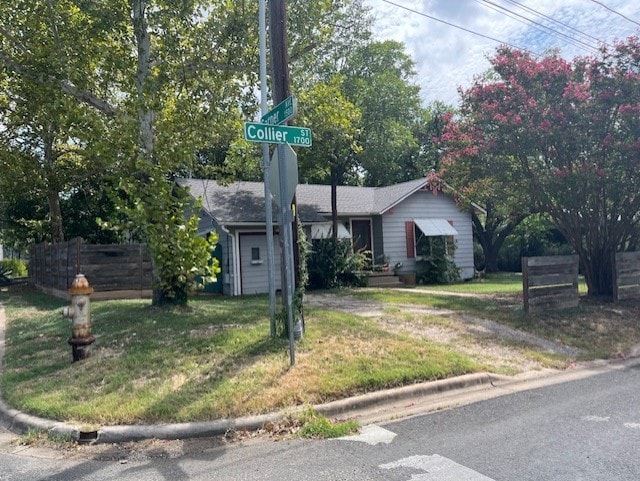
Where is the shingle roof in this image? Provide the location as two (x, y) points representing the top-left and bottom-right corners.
(179, 177), (432, 225)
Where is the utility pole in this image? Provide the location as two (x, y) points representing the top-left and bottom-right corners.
(269, 0), (291, 105)
(270, 0), (297, 365)
(259, 0), (277, 337)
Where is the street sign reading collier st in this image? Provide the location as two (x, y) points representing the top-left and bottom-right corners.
(244, 122), (312, 147)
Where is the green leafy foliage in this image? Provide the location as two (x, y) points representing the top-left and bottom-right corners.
(497, 214), (573, 272)
(0, 259), (28, 278)
(416, 237), (460, 285)
(341, 40), (424, 186)
(307, 238), (367, 290)
(110, 182), (220, 306)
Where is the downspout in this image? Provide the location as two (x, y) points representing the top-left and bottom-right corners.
(218, 223), (240, 296)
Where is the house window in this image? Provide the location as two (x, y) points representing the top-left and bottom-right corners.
(415, 232), (454, 257)
(251, 247), (262, 265)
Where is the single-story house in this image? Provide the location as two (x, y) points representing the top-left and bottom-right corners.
(180, 177), (476, 295)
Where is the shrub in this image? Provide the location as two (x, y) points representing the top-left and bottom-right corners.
(416, 237), (460, 285)
(307, 237), (367, 290)
(0, 258), (28, 278)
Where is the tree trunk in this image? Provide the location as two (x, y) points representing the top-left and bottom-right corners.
(579, 249), (613, 298)
(43, 132), (64, 243)
(133, 0), (168, 306)
(46, 190), (64, 243)
(472, 211), (521, 273)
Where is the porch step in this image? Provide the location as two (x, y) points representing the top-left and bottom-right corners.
(365, 271), (404, 288)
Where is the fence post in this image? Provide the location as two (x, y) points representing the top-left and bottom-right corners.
(612, 250), (619, 303)
(522, 256), (529, 314)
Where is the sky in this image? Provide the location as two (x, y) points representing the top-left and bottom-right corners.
(362, 0), (640, 106)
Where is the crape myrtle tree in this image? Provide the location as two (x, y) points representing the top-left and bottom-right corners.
(441, 39), (640, 296)
(439, 113), (533, 273)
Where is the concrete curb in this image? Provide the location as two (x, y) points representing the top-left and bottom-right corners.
(2, 303), (640, 444)
(314, 372), (506, 419)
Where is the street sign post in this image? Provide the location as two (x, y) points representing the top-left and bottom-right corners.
(244, 122), (312, 147)
(243, 91), (310, 366)
(261, 95), (297, 125)
(269, 144), (298, 208)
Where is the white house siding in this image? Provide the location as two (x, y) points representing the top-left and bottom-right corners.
(381, 190), (474, 280)
(239, 233), (282, 295)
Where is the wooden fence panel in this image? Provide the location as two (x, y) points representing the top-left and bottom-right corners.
(613, 251), (640, 302)
(522, 255), (579, 314)
(29, 238), (152, 299)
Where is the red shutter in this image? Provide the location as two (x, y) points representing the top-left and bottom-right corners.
(405, 221), (415, 258)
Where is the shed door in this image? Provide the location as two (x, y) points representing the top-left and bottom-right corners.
(239, 233), (281, 295)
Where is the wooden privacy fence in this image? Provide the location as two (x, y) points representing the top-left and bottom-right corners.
(613, 251), (640, 302)
(29, 237), (153, 299)
(522, 255), (579, 314)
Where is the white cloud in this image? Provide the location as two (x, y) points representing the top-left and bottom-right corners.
(363, 0), (640, 106)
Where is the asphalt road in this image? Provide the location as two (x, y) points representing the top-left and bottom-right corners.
(2, 361), (639, 480)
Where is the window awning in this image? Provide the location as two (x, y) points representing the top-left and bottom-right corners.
(310, 222), (351, 240)
(414, 218), (458, 237)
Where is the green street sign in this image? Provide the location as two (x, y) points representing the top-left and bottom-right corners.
(244, 122), (312, 147)
(261, 96), (297, 125)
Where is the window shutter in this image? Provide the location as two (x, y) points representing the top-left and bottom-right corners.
(405, 221), (415, 258)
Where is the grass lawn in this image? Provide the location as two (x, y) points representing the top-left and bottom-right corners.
(1, 273), (638, 427)
(0, 285), (484, 426)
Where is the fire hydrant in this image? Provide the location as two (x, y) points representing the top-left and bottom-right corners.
(62, 274), (96, 362)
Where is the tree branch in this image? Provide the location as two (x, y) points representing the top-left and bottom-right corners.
(0, 51), (119, 118)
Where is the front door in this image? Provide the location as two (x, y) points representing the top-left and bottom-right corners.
(351, 219), (372, 257)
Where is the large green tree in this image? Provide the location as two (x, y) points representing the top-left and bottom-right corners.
(442, 40), (640, 296)
(341, 40), (424, 186)
(297, 76), (361, 238)
(0, 0), (256, 305)
(0, 1), (115, 244)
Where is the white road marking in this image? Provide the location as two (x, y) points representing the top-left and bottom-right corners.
(581, 415), (610, 422)
(337, 425), (397, 445)
(624, 422), (640, 429)
(379, 454), (496, 480)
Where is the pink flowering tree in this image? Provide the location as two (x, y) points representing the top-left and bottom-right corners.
(441, 39), (640, 296)
(438, 106), (534, 273)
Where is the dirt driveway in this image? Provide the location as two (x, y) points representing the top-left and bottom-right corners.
(305, 290), (580, 374)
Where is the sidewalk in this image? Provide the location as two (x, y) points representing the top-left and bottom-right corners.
(2, 304), (639, 445)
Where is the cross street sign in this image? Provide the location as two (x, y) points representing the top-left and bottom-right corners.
(261, 96), (297, 125)
(244, 122), (312, 147)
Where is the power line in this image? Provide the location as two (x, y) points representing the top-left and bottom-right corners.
(379, 0), (541, 57)
(503, 0), (609, 49)
(478, 0), (600, 54)
(590, 0), (640, 28)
